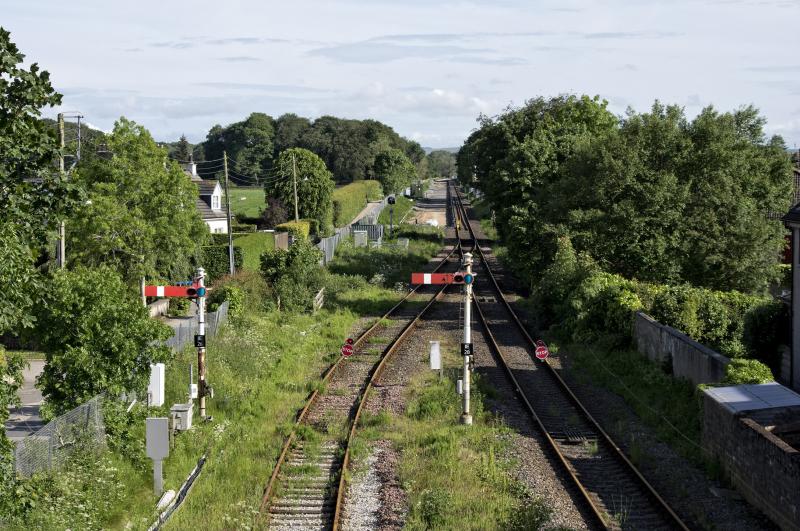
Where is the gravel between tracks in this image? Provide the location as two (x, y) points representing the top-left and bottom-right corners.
(342, 246), (594, 529)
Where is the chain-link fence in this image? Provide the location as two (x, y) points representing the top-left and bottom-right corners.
(163, 301), (229, 351)
(14, 395), (105, 477)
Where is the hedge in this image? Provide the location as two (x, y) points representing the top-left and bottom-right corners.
(231, 223), (257, 233)
(535, 236), (787, 370)
(275, 220), (312, 239)
(332, 180), (383, 227)
(201, 245), (244, 282)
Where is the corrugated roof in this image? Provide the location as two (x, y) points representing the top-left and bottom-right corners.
(703, 382), (800, 414)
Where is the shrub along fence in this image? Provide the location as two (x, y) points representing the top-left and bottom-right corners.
(535, 236), (786, 382)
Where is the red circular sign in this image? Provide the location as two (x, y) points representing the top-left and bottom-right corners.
(535, 343), (549, 360)
(346, 337), (354, 345)
(341, 344), (354, 357)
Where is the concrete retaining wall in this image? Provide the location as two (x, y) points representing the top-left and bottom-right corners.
(147, 299), (170, 318)
(634, 311), (730, 385)
(703, 396), (800, 530)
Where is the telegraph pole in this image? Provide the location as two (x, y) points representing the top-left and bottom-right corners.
(461, 252), (474, 425)
(223, 151), (235, 275)
(57, 113), (66, 268)
(292, 152), (300, 222)
(197, 267), (208, 418)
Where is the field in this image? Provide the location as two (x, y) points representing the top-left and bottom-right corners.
(228, 186), (264, 218)
(333, 180), (383, 227)
(233, 232), (275, 271)
(378, 195), (413, 225)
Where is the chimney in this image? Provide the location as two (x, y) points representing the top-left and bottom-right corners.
(182, 155), (197, 177)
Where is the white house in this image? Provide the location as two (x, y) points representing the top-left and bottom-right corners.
(184, 161), (228, 234)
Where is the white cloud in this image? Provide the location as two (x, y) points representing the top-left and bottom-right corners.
(2, 0), (798, 148)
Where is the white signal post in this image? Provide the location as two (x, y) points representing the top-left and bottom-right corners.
(197, 267), (207, 418)
(461, 252), (474, 426)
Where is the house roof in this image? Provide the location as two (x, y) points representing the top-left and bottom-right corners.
(197, 180), (219, 196)
(783, 201), (800, 225)
(196, 197), (228, 220)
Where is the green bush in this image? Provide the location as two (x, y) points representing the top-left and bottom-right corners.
(210, 233), (230, 245)
(168, 297), (190, 317)
(209, 270), (271, 312)
(32, 266), (172, 416)
(231, 223), (256, 233)
(722, 358), (774, 385)
(208, 284), (245, 319)
(260, 238), (324, 311)
(743, 300), (790, 370)
(570, 271), (642, 346)
(275, 220), (311, 239)
(200, 245), (244, 282)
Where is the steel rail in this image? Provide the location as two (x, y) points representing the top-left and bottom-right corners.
(452, 186), (690, 531)
(331, 195), (476, 530)
(261, 203), (471, 528)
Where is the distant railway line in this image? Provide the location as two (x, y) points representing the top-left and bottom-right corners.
(452, 186), (689, 530)
(260, 191), (475, 530)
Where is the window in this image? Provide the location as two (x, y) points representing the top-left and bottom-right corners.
(215, 227), (223, 233)
(212, 194), (220, 210)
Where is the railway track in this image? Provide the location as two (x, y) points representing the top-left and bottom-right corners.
(452, 187), (690, 530)
(260, 201), (474, 530)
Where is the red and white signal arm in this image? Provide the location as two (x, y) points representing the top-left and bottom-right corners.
(144, 284), (206, 298)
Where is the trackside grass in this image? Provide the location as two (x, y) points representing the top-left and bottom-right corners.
(350, 347), (556, 530)
(378, 195), (413, 225)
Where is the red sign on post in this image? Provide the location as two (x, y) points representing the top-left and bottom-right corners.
(535, 340), (550, 360)
(341, 343), (354, 357)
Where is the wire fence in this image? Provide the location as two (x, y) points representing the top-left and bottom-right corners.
(14, 396), (105, 478)
(163, 301), (229, 351)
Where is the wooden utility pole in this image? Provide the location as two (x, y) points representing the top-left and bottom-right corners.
(223, 151), (235, 275)
(57, 113), (66, 268)
(292, 152), (300, 222)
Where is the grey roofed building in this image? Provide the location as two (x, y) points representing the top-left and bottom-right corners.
(183, 161), (229, 233)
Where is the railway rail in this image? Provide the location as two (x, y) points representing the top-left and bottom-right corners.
(260, 199), (475, 530)
(452, 186), (690, 530)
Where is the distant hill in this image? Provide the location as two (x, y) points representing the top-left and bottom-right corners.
(423, 146), (459, 154)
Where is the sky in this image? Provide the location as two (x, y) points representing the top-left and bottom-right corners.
(3, 0), (799, 149)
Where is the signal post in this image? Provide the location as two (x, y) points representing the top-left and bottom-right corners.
(411, 261), (475, 425)
(460, 253), (474, 425)
(144, 267), (210, 418)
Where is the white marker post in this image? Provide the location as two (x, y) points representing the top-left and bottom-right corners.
(146, 417), (170, 496)
(429, 341), (442, 379)
(461, 252), (474, 425)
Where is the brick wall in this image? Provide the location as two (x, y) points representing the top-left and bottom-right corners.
(703, 396), (800, 530)
(634, 312), (730, 385)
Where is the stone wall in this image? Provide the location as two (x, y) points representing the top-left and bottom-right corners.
(702, 395), (800, 530)
(633, 312), (730, 385)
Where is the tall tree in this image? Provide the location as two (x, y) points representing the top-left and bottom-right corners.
(173, 134), (192, 161)
(267, 148), (335, 233)
(0, 25), (75, 466)
(67, 118), (208, 284)
(374, 148), (417, 194)
(427, 150), (457, 179)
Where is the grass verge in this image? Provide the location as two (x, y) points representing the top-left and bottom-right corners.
(378, 195), (413, 225)
(333, 180), (383, 227)
(350, 346), (556, 530)
(233, 232), (275, 271)
(228, 186), (265, 218)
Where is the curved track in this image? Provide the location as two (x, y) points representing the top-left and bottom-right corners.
(261, 196), (475, 530)
(452, 186), (690, 530)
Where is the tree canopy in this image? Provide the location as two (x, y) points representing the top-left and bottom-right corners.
(461, 95), (792, 293)
(67, 118), (208, 284)
(374, 148), (417, 194)
(34, 266), (172, 416)
(199, 113), (422, 184)
(266, 148), (335, 233)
